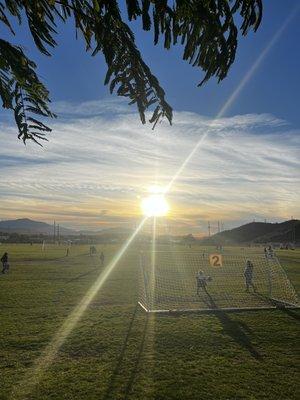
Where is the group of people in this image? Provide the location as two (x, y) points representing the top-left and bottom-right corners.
(196, 259), (256, 295)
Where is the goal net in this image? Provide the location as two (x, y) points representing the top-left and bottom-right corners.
(138, 251), (299, 313)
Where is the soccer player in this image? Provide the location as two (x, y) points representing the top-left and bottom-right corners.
(100, 251), (105, 266)
(196, 270), (211, 295)
(244, 260), (256, 292)
(267, 245), (274, 259)
(90, 246), (97, 256)
(1, 252), (9, 274)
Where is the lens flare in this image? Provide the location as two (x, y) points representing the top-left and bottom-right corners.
(150, 217), (157, 310)
(11, 217), (148, 400)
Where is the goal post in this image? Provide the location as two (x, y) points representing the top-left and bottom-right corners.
(138, 251), (299, 313)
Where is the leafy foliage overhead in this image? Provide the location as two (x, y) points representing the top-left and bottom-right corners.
(0, 0), (263, 144)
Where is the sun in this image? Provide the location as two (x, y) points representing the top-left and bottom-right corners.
(141, 193), (169, 217)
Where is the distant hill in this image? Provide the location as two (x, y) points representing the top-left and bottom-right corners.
(0, 218), (136, 238)
(1, 218), (299, 244)
(0, 218), (76, 235)
(201, 219), (299, 245)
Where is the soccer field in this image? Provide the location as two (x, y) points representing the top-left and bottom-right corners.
(0, 243), (299, 400)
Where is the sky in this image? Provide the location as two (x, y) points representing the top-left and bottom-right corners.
(0, 1), (300, 235)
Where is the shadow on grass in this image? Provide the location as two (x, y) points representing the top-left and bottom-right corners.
(23, 256), (69, 263)
(103, 304), (149, 400)
(65, 267), (99, 283)
(278, 307), (300, 321)
(123, 314), (149, 400)
(205, 292), (263, 360)
(251, 292), (300, 321)
(277, 307), (300, 321)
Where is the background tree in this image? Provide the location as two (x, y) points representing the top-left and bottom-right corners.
(0, 0), (262, 144)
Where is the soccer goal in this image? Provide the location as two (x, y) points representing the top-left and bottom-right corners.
(138, 251), (299, 313)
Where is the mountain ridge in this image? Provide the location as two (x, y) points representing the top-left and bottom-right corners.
(201, 219), (299, 245)
(0, 218), (76, 235)
(0, 218), (299, 243)
(0, 218), (133, 236)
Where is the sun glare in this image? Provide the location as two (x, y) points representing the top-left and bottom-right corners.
(141, 193), (169, 217)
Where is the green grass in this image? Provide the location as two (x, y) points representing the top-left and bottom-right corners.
(0, 243), (299, 400)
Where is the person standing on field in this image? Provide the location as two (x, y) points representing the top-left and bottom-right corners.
(1, 252), (9, 274)
(196, 270), (211, 295)
(244, 260), (256, 292)
(100, 251), (105, 267)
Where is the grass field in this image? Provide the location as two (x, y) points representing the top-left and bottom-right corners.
(0, 243), (299, 400)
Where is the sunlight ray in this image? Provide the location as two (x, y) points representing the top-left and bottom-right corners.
(164, 5), (299, 194)
(11, 217), (148, 400)
(142, 217), (157, 388)
(151, 217), (157, 310)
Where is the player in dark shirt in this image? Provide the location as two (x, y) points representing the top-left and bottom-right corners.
(1, 252), (9, 274)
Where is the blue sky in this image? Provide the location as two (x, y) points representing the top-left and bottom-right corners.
(0, 1), (299, 233)
(2, 1), (299, 124)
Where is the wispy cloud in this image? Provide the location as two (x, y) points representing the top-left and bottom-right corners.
(0, 99), (299, 233)
(52, 98), (134, 118)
